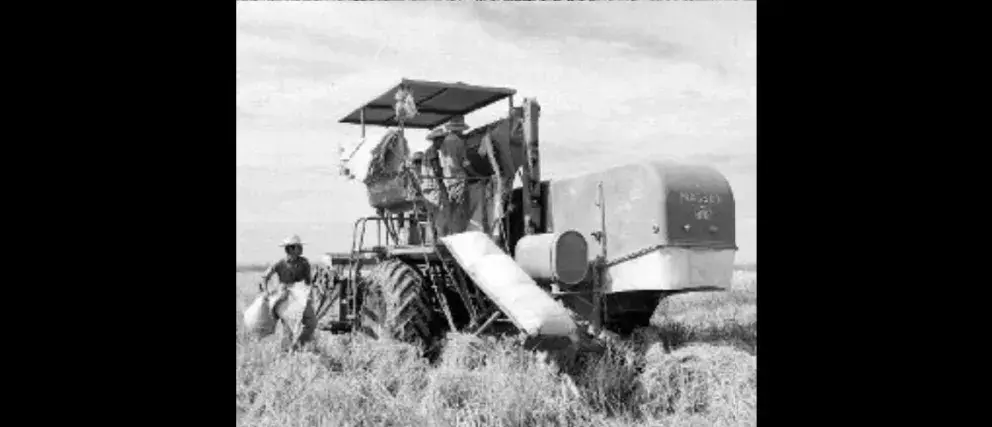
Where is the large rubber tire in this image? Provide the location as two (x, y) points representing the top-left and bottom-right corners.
(606, 311), (656, 336)
(602, 291), (667, 335)
(358, 258), (435, 347)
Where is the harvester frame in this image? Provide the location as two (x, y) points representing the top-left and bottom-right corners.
(319, 78), (738, 353)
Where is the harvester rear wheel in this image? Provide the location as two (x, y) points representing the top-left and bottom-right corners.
(606, 311), (655, 336)
(358, 258), (435, 349)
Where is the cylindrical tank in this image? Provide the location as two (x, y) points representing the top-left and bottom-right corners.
(514, 230), (589, 286)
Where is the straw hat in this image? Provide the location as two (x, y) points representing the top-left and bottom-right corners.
(444, 115), (469, 132)
(425, 127), (446, 141)
(279, 235), (305, 247)
(425, 115), (470, 141)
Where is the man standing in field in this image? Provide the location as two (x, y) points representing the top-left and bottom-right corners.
(256, 234), (317, 350)
(258, 234), (312, 292)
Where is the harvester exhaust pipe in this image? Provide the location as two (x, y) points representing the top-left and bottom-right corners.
(522, 98), (541, 235)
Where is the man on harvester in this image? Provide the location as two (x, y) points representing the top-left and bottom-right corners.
(420, 115), (480, 237)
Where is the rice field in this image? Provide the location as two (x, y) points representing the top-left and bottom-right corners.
(236, 267), (757, 427)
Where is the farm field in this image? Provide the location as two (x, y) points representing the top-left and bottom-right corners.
(236, 267), (757, 427)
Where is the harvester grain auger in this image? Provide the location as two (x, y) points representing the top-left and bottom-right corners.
(315, 79), (737, 356)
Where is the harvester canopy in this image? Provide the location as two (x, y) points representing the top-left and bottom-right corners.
(339, 79), (516, 129)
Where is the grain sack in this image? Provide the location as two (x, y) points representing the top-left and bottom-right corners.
(243, 293), (277, 338)
(364, 129), (411, 186)
(394, 86), (418, 122)
(274, 283), (318, 349)
(363, 130), (417, 210)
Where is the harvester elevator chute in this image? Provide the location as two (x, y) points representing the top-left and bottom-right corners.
(440, 231), (578, 341)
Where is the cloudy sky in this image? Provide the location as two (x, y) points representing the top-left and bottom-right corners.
(236, 2), (757, 264)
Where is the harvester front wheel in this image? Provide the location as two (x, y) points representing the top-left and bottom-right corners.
(358, 258), (435, 349)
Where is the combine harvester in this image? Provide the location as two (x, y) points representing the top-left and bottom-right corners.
(309, 79), (737, 354)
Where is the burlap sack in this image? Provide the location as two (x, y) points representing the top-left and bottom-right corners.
(243, 293), (277, 338)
